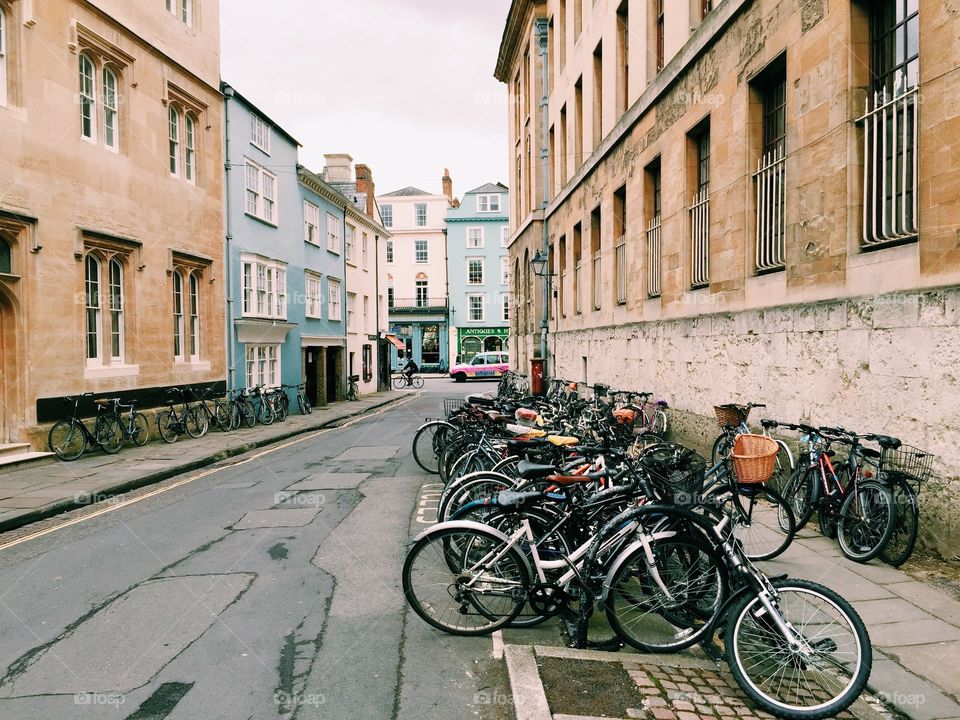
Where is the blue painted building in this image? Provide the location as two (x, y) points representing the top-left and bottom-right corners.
(446, 183), (510, 364)
(222, 83), (348, 405)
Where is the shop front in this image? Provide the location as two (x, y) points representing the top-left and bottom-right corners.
(456, 327), (509, 365)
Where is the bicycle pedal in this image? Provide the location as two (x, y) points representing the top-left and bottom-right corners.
(700, 638), (725, 662)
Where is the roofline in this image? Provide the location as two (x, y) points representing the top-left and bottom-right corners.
(221, 81), (302, 147)
(494, 0), (546, 82)
(299, 166), (391, 237)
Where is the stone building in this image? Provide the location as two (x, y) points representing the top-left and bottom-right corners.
(495, 0), (960, 555)
(0, 0), (225, 452)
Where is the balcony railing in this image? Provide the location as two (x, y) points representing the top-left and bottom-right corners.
(647, 215), (661, 298)
(754, 145), (786, 272)
(689, 187), (710, 288)
(389, 297), (449, 312)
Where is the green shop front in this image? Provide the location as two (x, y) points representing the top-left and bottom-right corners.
(456, 327), (509, 364)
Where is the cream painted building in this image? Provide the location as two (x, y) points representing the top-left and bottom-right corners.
(496, 0), (960, 555)
(0, 0), (224, 450)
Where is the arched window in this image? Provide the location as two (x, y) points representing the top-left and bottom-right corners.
(168, 106), (180, 176)
(0, 6), (8, 107)
(184, 114), (196, 183)
(484, 336), (503, 353)
(79, 54), (96, 140)
(85, 255), (101, 362)
(461, 337), (481, 363)
(188, 272), (200, 359)
(108, 258), (124, 362)
(0, 236), (11, 274)
(172, 271), (184, 359)
(103, 67), (119, 150)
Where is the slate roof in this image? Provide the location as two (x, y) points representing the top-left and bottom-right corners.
(379, 186), (433, 197)
(464, 182), (509, 195)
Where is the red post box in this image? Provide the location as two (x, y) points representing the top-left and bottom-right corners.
(530, 358), (545, 396)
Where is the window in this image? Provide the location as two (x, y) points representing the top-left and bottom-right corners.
(689, 124), (711, 288)
(345, 224), (355, 263)
(558, 0), (567, 69)
(574, 77), (584, 167)
(386, 239), (394, 263)
(304, 201), (320, 244)
(415, 239), (428, 263)
(103, 68), (119, 150)
(415, 203), (427, 227)
(362, 344), (373, 382)
(501, 293), (510, 322)
(328, 278), (341, 320)
(184, 114), (196, 182)
(0, 237), (10, 274)
(573, 222), (582, 313)
(85, 255), (102, 363)
(593, 42), (603, 149)
(558, 234), (567, 317)
(109, 258), (124, 361)
(501, 226), (510, 247)
(559, 104), (568, 186)
(500, 256), (509, 285)
(363, 295), (370, 331)
(754, 62), (787, 272)
(167, 0), (193, 25)
(347, 292), (357, 330)
(467, 227), (484, 248)
(362, 232), (369, 268)
(80, 54), (97, 141)
(574, 0), (582, 38)
(655, 0), (665, 72)
(326, 213), (341, 252)
(467, 258), (484, 285)
(616, 1), (629, 116)
(188, 273), (200, 359)
(591, 206), (602, 310)
(614, 185), (627, 305)
(468, 294), (485, 322)
(172, 270), (184, 360)
(646, 159), (662, 297)
(477, 195), (501, 213)
(243, 160), (277, 223)
(700, 0), (713, 20)
(168, 106), (181, 175)
(250, 114), (271, 154)
(306, 273), (323, 318)
(0, 6), (7, 107)
(381, 204), (393, 227)
(415, 279), (428, 307)
(245, 345), (280, 388)
(240, 256), (287, 319)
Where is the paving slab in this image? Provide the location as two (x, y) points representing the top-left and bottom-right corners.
(284, 472), (370, 490)
(884, 641), (960, 696)
(870, 618), (960, 647)
(883, 581), (960, 627)
(868, 651), (960, 720)
(332, 445), (400, 461)
(853, 598), (936, 626)
(233, 508), (321, 529)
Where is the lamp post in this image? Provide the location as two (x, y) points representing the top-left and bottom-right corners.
(530, 248), (555, 379)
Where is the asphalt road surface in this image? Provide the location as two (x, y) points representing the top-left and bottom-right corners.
(0, 379), (509, 720)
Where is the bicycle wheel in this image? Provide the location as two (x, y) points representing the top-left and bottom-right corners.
(727, 484), (796, 561)
(402, 525), (529, 635)
(837, 480), (895, 563)
(438, 473), (515, 522)
(185, 406), (209, 438)
(257, 399), (274, 425)
(97, 416), (125, 454)
(392, 376), (406, 390)
(48, 419), (87, 461)
(781, 466), (816, 530)
(879, 476), (919, 567)
(412, 420), (456, 474)
(229, 401), (242, 430)
(491, 455), (522, 478)
(725, 577), (871, 720)
(768, 444), (793, 495)
(297, 394), (312, 415)
(711, 433), (733, 465)
(130, 412), (150, 446)
(241, 399), (257, 428)
(606, 534), (727, 653)
(213, 401), (231, 432)
(653, 410), (668, 436)
(412, 376), (425, 389)
(157, 411), (179, 444)
(274, 398), (289, 422)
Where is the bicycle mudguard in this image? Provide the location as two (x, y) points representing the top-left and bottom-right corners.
(409, 519), (513, 545)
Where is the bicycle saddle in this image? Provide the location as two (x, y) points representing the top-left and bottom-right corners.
(466, 394), (497, 407)
(760, 418), (778, 429)
(546, 435), (580, 447)
(517, 459), (558, 479)
(507, 438), (550, 455)
(872, 434), (901, 450)
(545, 472), (606, 486)
(95, 397), (120, 406)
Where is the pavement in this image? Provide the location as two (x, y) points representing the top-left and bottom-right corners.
(0, 389), (410, 533)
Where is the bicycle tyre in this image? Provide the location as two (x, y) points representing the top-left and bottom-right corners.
(412, 420), (456, 474)
(48, 419), (87, 461)
(97, 416), (125, 454)
(130, 411), (150, 446)
(274, 398), (289, 422)
(653, 410), (668, 436)
(213, 401), (231, 432)
(727, 484), (795, 561)
(438, 473), (516, 522)
(711, 433), (733, 465)
(298, 394), (311, 415)
(782, 466), (816, 530)
(392, 376), (406, 390)
(185, 406), (209, 438)
(725, 577), (871, 720)
(837, 480), (895, 563)
(412, 376), (425, 389)
(491, 455), (522, 478)
(879, 476), (919, 567)
(606, 534), (727, 653)
(402, 525), (529, 636)
(257, 399), (274, 426)
(157, 411), (179, 444)
(239, 399), (256, 428)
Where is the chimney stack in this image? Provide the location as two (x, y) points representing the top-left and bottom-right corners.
(355, 163), (376, 219)
(323, 153), (353, 183)
(442, 167), (453, 204)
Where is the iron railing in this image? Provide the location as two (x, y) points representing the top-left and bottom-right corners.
(754, 145), (786, 272)
(689, 188), (710, 288)
(647, 214), (661, 298)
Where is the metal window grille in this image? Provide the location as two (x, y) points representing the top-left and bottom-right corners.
(592, 252), (601, 310)
(646, 215), (661, 298)
(689, 188), (710, 288)
(754, 146), (786, 271)
(615, 234), (627, 305)
(574, 263), (582, 313)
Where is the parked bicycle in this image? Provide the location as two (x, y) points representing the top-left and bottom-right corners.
(157, 388), (207, 443)
(347, 374), (360, 401)
(190, 386), (231, 433)
(112, 398), (150, 447)
(48, 394), (125, 460)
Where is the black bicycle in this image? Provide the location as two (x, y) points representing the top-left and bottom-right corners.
(48, 394), (125, 461)
(113, 398), (150, 447)
(190, 386), (231, 432)
(157, 388), (207, 443)
(291, 383), (312, 415)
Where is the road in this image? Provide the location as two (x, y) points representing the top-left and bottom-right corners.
(0, 379), (509, 720)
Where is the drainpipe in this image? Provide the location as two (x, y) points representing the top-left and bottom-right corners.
(535, 19), (550, 373)
(222, 85), (236, 391)
(374, 232), (380, 389)
(341, 204), (348, 398)
(442, 226), (450, 372)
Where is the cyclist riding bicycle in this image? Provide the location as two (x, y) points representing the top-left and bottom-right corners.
(401, 358), (419, 386)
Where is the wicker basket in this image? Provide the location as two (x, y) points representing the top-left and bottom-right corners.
(714, 404), (749, 429)
(731, 434), (779, 484)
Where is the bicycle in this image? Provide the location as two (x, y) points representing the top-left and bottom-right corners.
(393, 373), (424, 390)
(227, 388), (257, 430)
(877, 443), (934, 567)
(112, 398), (150, 447)
(284, 383), (312, 415)
(48, 394), (125, 460)
(190, 386), (231, 432)
(157, 388), (208, 443)
(248, 385), (275, 425)
(710, 403), (794, 493)
(347, 374), (360, 401)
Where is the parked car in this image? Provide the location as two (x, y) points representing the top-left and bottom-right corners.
(449, 352), (510, 382)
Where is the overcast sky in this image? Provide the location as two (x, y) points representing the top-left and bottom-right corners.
(221, 0), (512, 198)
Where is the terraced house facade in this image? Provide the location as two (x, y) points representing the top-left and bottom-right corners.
(496, 0), (960, 555)
(0, 0), (225, 450)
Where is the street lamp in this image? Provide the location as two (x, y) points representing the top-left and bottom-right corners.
(530, 249), (550, 279)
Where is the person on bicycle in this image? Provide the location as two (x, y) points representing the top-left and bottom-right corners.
(401, 358), (419, 386)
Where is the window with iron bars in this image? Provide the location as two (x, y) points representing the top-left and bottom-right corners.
(646, 161), (662, 298)
(689, 126), (710, 288)
(754, 63), (786, 273)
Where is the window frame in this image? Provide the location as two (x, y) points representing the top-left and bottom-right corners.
(244, 159), (278, 224)
(305, 272), (323, 318)
(80, 53), (97, 142)
(85, 254), (102, 365)
(108, 257), (124, 362)
(326, 212), (341, 253)
(168, 106), (181, 176)
(501, 292), (510, 322)
(327, 278), (342, 321)
(466, 227), (485, 249)
(501, 226), (510, 247)
(467, 257), (485, 285)
(304, 201), (320, 245)
(415, 278), (429, 307)
(414, 239), (429, 263)
(240, 255), (287, 320)
(386, 239), (394, 263)
(477, 194), (502, 213)
(500, 256), (510, 285)
(381, 204), (393, 228)
(102, 66), (119, 151)
(414, 203), (427, 227)
(346, 292), (357, 331)
(184, 113), (196, 183)
(188, 272), (200, 361)
(0, 6), (7, 108)
(250, 113), (271, 154)
(467, 293), (486, 322)
(173, 270), (185, 361)
(345, 224), (355, 263)
(245, 344), (281, 389)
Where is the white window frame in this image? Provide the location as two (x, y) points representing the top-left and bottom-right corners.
(245, 344), (280, 389)
(0, 6), (7, 108)
(381, 204), (393, 228)
(85, 254), (102, 366)
(467, 257), (484, 285)
(184, 114), (196, 183)
(103, 67), (119, 151)
(415, 239), (428, 263)
(244, 159), (277, 224)
(326, 213), (341, 253)
(250, 113), (271, 154)
(363, 295), (370, 332)
(240, 255), (287, 320)
(501, 292), (510, 322)
(328, 278), (342, 321)
(345, 224), (355, 263)
(467, 293), (485, 322)
(386, 239), (394, 263)
(167, 0), (193, 25)
(466, 227), (484, 249)
(188, 272), (200, 361)
(501, 226), (510, 247)
(80, 53), (97, 142)
(173, 270), (185, 361)
(168, 106), (180, 176)
(108, 258), (124, 363)
(304, 201), (320, 244)
(362, 232), (369, 269)
(347, 292), (357, 331)
(415, 279), (429, 306)
(500, 256), (509, 285)
(415, 203), (427, 227)
(477, 194), (501, 213)
(305, 272), (323, 318)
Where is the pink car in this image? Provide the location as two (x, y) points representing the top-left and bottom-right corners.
(449, 352), (510, 382)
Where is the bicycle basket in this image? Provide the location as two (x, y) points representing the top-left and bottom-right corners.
(731, 434), (779, 485)
(882, 445), (936, 485)
(443, 398), (465, 418)
(643, 450), (706, 506)
(714, 404), (748, 429)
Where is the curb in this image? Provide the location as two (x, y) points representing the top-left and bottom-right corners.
(0, 394), (409, 535)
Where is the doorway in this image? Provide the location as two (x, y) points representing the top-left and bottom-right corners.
(0, 289), (19, 442)
(325, 347), (341, 403)
(304, 349), (319, 405)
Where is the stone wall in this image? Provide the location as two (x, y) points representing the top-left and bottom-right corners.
(550, 287), (960, 559)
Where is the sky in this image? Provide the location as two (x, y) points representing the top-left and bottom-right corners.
(220, 0), (513, 199)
